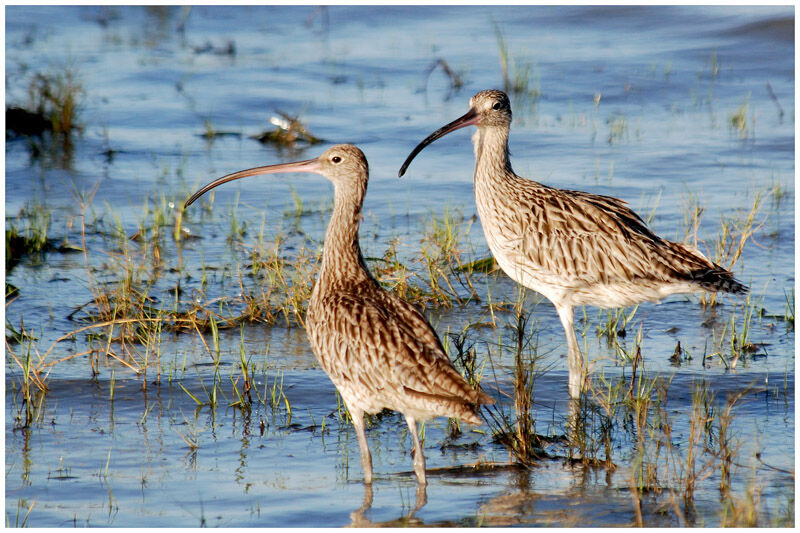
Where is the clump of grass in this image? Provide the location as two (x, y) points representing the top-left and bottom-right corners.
(719, 482), (763, 527)
(173, 420), (200, 451)
(129, 191), (190, 258)
(6, 498), (38, 527)
(493, 22), (541, 104)
(596, 305), (639, 345)
(766, 174), (790, 208)
(246, 223), (320, 328)
(678, 189), (764, 307)
(784, 288), (794, 327)
(680, 190), (704, 249)
(199, 119), (242, 143)
(252, 111), (323, 147)
(727, 94), (752, 139)
(510, 311), (536, 459)
(567, 391), (616, 469)
(607, 113), (629, 144)
(7, 65), (83, 138)
(6, 201), (53, 270)
(447, 330), (486, 392)
(230, 325), (253, 409)
(29, 68), (83, 135)
(591, 367), (785, 526)
(367, 209), (485, 308)
(416, 207), (481, 305)
(703, 190), (764, 306)
(482, 305), (560, 465)
(679, 381), (714, 508)
(696, 51), (720, 80)
(6, 336), (50, 428)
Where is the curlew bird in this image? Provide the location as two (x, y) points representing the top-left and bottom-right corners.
(185, 144), (494, 484)
(399, 90), (747, 399)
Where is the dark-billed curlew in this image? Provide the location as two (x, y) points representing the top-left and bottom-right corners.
(399, 90), (747, 398)
(185, 144), (494, 485)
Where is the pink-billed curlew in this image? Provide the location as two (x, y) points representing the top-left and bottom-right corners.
(185, 144), (494, 485)
(399, 89), (747, 398)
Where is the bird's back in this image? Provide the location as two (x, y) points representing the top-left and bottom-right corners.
(475, 173), (747, 307)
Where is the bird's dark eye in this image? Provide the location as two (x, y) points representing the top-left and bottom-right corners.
(331, 156), (342, 163)
(492, 101), (503, 110)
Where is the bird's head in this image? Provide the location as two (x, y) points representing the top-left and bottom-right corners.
(184, 144), (368, 209)
(398, 89), (512, 177)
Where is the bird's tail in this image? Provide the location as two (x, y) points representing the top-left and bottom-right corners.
(463, 390), (495, 425)
(667, 241), (748, 295)
(692, 267), (748, 295)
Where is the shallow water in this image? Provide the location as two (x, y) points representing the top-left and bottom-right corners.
(5, 5), (795, 527)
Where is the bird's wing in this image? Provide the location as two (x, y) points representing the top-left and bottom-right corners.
(308, 290), (490, 406)
(509, 183), (721, 285)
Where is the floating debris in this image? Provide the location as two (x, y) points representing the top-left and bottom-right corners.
(191, 39), (235, 56)
(669, 340), (683, 364)
(6, 106), (51, 137)
(421, 58), (464, 97)
(252, 111), (323, 147)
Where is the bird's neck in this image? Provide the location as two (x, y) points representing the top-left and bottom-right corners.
(317, 183), (372, 290)
(472, 126), (514, 182)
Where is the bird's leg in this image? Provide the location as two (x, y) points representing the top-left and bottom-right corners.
(413, 483), (428, 514)
(405, 415), (427, 485)
(556, 304), (585, 399)
(350, 408), (373, 484)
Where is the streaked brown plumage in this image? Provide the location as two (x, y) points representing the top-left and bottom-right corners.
(399, 89), (747, 398)
(185, 144), (493, 485)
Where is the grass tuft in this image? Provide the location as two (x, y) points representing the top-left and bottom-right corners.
(493, 22), (541, 106)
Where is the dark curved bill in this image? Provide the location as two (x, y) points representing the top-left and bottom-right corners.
(184, 158), (321, 208)
(398, 107), (479, 177)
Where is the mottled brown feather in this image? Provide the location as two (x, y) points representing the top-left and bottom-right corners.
(307, 287), (492, 425)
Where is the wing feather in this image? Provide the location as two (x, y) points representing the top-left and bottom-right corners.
(306, 287), (493, 414)
(504, 180), (732, 286)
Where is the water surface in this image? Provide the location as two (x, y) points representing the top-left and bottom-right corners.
(5, 5), (794, 527)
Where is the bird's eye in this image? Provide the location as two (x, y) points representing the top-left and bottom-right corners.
(331, 156), (342, 163)
(492, 101), (503, 110)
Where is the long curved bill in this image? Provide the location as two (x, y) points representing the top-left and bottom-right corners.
(398, 107), (479, 177)
(184, 158), (322, 208)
